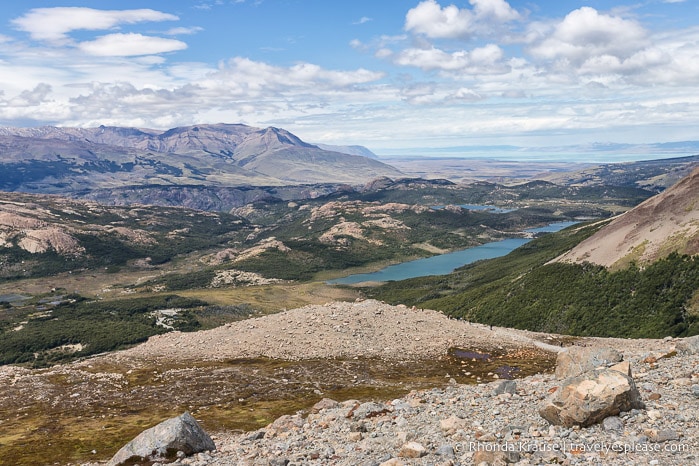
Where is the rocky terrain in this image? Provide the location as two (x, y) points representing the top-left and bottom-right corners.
(47, 299), (697, 466)
(154, 350), (698, 466)
(3, 300), (697, 465)
(101, 299), (565, 364)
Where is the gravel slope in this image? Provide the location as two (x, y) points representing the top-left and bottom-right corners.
(109, 299), (668, 365)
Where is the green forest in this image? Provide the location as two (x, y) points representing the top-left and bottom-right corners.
(0, 294), (207, 367)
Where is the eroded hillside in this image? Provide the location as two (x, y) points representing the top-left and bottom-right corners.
(555, 167), (699, 268)
(0, 193), (248, 281)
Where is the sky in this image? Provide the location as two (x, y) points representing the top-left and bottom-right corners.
(0, 0), (698, 157)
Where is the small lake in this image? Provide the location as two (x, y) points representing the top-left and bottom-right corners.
(431, 204), (517, 214)
(431, 204), (514, 213)
(328, 221), (578, 285)
(0, 294), (30, 303)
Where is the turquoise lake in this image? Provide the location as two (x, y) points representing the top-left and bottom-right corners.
(328, 221), (578, 285)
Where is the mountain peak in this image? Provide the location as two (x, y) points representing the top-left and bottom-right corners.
(0, 123), (402, 189)
(258, 126), (315, 148)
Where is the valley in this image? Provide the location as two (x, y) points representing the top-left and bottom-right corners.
(1, 123), (699, 465)
(0, 174), (653, 368)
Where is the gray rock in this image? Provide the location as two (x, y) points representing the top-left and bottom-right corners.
(397, 441), (426, 458)
(353, 401), (393, 420)
(555, 346), (623, 379)
(310, 397), (339, 413)
(264, 414), (304, 438)
(676, 335), (699, 355)
(602, 416), (624, 432)
(493, 380), (517, 395)
(107, 412), (215, 466)
(532, 448), (567, 464)
(691, 384), (699, 398)
(245, 430), (265, 441)
(436, 444), (455, 457)
(539, 369), (645, 427)
(646, 429), (680, 443)
(473, 449), (520, 464)
(502, 425), (527, 439)
(268, 459), (290, 466)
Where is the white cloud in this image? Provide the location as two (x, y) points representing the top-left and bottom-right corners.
(2, 2), (699, 150)
(404, 0), (520, 40)
(401, 82), (439, 104)
(78, 33), (187, 57)
(375, 48), (393, 59)
(353, 17), (373, 25)
(166, 27), (204, 36)
(212, 57), (384, 92)
(405, 0), (473, 39)
(528, 7), (648, 66)
(578, 47), (671, 76)
(395, 47), (469, 71)
(452, 87), (483, 101)
(394, 44), (506, 74)
(11, 7), (178, 43)
(470, 0), (520, 23)
(11, 83), (52, 106)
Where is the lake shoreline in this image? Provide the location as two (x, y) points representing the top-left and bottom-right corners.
(328, 221), (579, 285)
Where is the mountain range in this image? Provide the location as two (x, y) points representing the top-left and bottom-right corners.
(0, 123), (401, 191)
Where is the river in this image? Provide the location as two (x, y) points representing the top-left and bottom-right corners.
(327, 221), (578, 285)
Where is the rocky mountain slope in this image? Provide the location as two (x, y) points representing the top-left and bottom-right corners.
(555, 166), (699, 268)
(151, 340), (699, 466)
(3, 300), (697, 465)
(0, 124), (401, 190)
(0, 191), (250, 281)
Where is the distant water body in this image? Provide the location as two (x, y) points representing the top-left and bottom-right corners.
(328, 221), (578, 285)
(430, 204), (514, 213)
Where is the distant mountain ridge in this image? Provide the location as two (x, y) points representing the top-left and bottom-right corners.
(540, 155), (699, 191)
(315, 143), (378, 159)
(0, 123), (401, 190)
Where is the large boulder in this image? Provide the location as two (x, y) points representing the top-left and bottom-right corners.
(676, 335), (699, 355)
(107, 412), (215, 466)
(554, 346), (623, 379)
(539, 368), (644, 427)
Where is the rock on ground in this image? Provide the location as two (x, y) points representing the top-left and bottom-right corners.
(539, 368), (645, 427)
(107, 412), (215, 466)
(676, 335), (699, 355)
(554, 346), (623, 379)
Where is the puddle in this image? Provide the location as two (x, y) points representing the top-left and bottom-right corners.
(494, 365), (520, 380)
(447, 346), (556, 382)
(450, 348), (492, 361)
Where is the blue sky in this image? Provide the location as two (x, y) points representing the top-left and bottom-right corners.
(0, 0), (698, 157)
